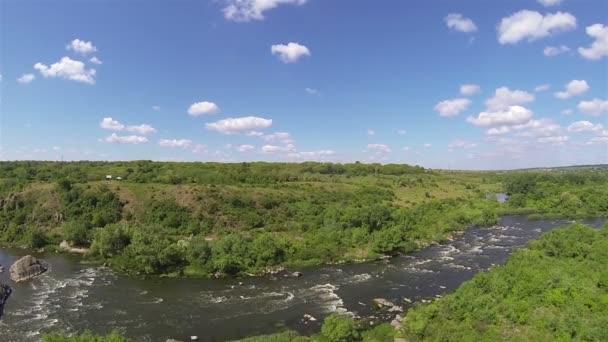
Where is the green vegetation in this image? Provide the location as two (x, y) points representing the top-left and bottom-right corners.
(41, 330), (128, 342)
(1, 161), (607, 277)
(234, 315), (394, 342)
(401, 223), (608, 341)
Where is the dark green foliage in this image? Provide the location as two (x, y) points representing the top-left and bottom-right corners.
(402, 224), (608, 341)
(321, 314), (360, 342)
(63, 220), (92, 246)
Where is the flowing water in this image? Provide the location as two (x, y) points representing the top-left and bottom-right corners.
(0, 216), (605, 341)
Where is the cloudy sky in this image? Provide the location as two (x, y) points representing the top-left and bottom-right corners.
(1, 0), (607, 169)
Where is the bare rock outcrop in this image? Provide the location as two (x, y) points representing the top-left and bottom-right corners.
(9, 255), (47, 282)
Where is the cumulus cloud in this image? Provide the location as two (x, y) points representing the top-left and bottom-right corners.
(89, 56), (103, 65)
(271, 42), (310, 63)
(486, 87), (535, 111)
(159, 139), (193, 148)
(34, 57), (96, 84)
(567, 120), (604, 133)
(289, 150), (336, 161)
(538, 0), (564, 6)
(100, 117), (125, 131)
(445, 13), (477, 33)
(534, 84), (551, 92)
(366, 143), (392, 154)
(105, 133), (148, 144)
(515, 119), (562, 137)
(66, 39), (97, 55)
(544, 45), (570, 56)
(448, 140), (477, 149)
(127, 124), (157, 135)
(460, 84), (481, 96)
(206, 116), (273, 135)
(237, 144), (256, 152)
(223, 0), (307, 22)
(497, 10), (576, 44)
(467, 106), (534, 127)
(261, 144), (295, 153)
(434, 98), (472, 117)
(263, 132), (293, 144)
(578, 24), (608, 60)
(17, 73), (35, 84)
(578, 99), (608, 116)
(554, 80), (589, 99)
(188, 101), (220, 116)
(537, 136), (569, 144)
(100, 117), (156, 135)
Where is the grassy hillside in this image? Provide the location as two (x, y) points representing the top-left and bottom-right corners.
(1, 161), (607, 277)
(401, 224), (608, 341)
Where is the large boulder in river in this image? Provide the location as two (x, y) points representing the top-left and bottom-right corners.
(372, 298), (395, 310)
(9, 255), (47, 282)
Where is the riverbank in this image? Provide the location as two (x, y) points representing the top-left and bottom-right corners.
(2, 216), (605, 341)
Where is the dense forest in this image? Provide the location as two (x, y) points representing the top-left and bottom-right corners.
(1, 161), (607, 277)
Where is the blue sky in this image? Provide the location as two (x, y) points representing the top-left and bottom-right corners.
(1, 0), (607, 169)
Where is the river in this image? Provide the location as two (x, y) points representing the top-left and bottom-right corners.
(0, 216), (605, 341)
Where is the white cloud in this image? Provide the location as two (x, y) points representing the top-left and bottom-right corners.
(423, 143), (432, 148)
(34, 57), (96, 84)
(127, 124), (157, 135)
(222, 0), (307, 22)
(305, 88), (319, 95)
(445, 13), (477, 33)
(538, 0), (564, 6)
(537, 135), (569, 144)
(460, 84), (481, 96)
(434, 98), (472, 117)
(261, 144), (295, 153)
(554, 80), (589, 99)
(487, 126), (512, 136)
(561, 109), (573, 116)
(467, 105), (534, 127)
(100, 117), (125, 131)
(237, 144), (256, 152)
(206, 116), (273, 135)
(263, 132), (293, 144)
(271, 42), (310, 63)
(66, 39), (97, 55)
(152, 106), (161, 111)
(100, 117), (156, 135)
(497, 10), (576, 45)
(448, 140), (477, 149)
(366, 144), (392, 154)
(578, 99), (608, 116)
(89, 56), (103, 65)
(534, 84), (551, 92)
(105, 133), (148, 144)
(397, 129), (407, 135)
(159, 139), (193, 148)
(543, 45), (570, 56)
(367, 129), (376, 136)
(578, 24), (608, 60)
(567, 121), (604, 133)
(486, 87), (535, 111)
(17, 73), (35, 84)
(515, 119), (561, 137)
(188, 101), (220, 116)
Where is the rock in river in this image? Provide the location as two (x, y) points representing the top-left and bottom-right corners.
(9, 255), (47, 282)
(372, 298), (395, 310)
(0, 282), (11, 319)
